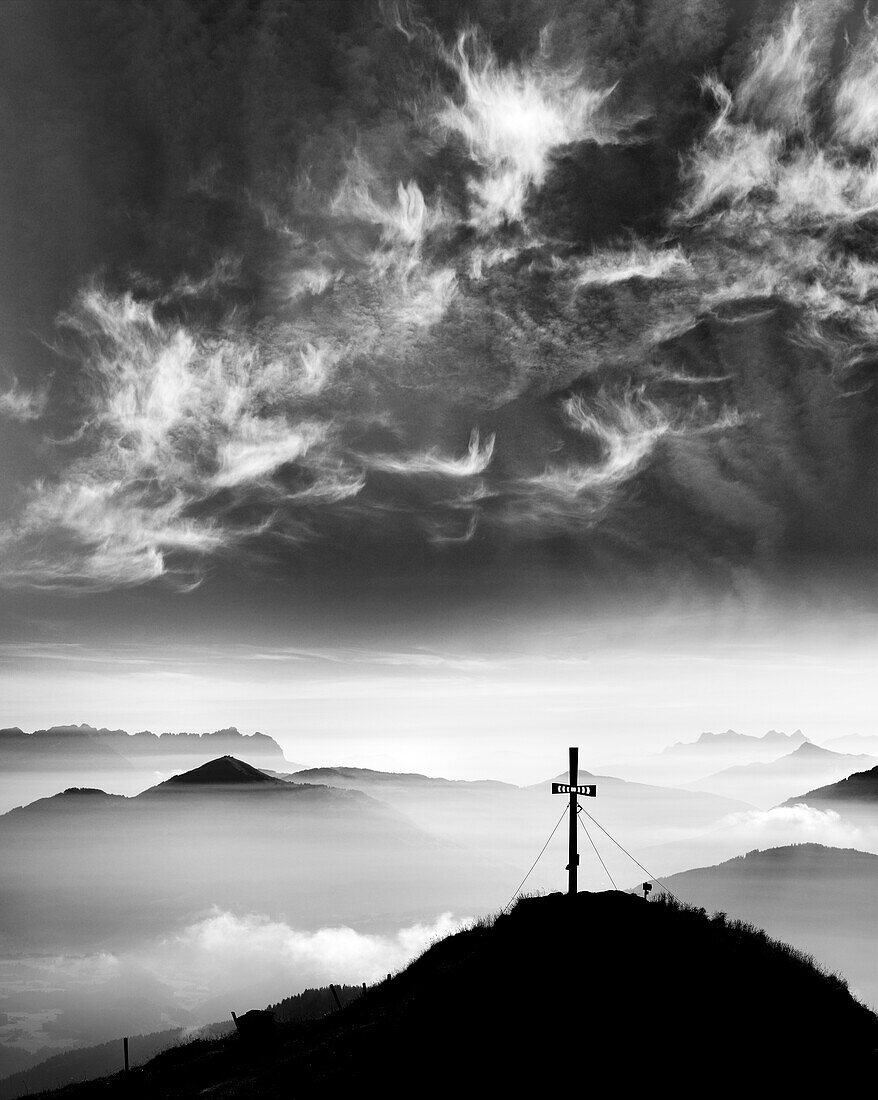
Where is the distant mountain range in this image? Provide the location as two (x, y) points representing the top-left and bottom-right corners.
(0, 755), (758, 957)
(685, 742), (878, 808)
(272, 764), (751, 882)
(0, 757), (511, 954)
(0, 725), (302, 814)
(284, 766), (513, 792)
(599, 728), (811, 786)
(28, 890), (878, 1096)
(3, 757), (294, 819)
(0, 724), (290, 767)
(654, 844), (878, 1009)
(665, 728), (809, 754)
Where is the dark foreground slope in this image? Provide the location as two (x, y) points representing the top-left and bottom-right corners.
(652, 845), (878, 1008)
(34, 891), (878, 1098)
(0, 987), (365, 1100)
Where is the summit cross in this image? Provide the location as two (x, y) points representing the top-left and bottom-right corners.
(551, 746), (596, 896)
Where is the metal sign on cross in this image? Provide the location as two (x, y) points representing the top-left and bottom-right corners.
(552, 747), (596, 896)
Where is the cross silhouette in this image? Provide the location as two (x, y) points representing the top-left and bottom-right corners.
(551, 746), (596, 895)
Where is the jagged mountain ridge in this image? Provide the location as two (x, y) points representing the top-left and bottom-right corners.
(666, 728), (809, 753)
(0, 724), (290, 764)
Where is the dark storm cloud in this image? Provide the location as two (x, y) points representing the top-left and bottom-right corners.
(1, 0), (877, 602)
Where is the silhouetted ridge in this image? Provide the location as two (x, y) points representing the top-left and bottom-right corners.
(543, 768), (598, 784)
(33, 891), (878, 1097)
(7, 787), (126, 817)
(657, 842), (878, 883)
(288, 766), (514, 789)
(268, 984), (363, 1023)
(0, 1022), (235, 1100)
(292, 766), (438, 783)
(150, 756), (285, 789)
(784, 764), (878, 805)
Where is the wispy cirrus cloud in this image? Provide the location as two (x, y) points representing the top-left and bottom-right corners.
(0, 379), (47, 422)
(436, 26), (621, 230)
(3, 3), (878, 602)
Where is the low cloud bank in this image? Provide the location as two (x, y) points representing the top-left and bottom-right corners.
(162, 909), (469, 1004)
(715, 804), (878, 853)
(0, 910), (469, 1052)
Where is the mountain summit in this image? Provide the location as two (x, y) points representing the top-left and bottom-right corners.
(150, 756), (286, 789)
(34, 890), (878, 1097)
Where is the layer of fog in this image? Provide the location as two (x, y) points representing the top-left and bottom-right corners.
(0, 911), (465, 1056)
(644, 804), (878, 879)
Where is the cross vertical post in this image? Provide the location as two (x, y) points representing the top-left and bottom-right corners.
(568, 746), (578, 897)
(551, 753), (595, 894)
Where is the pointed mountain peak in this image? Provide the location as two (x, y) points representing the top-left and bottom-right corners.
(789, 742), (834, 758)
(153, 755), (286, 789)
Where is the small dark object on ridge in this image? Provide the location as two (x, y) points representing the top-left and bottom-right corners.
(231, 1009), (276, 1047)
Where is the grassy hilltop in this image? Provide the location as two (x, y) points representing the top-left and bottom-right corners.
(33, 890), (878, 1097)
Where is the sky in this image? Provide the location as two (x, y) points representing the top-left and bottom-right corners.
(1, 0), (878, 774)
